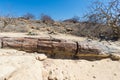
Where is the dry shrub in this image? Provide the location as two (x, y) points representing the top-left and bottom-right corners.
(40, 14), (54, 24)
(63, 16), (80, 23)
(21, 13), (35, 20)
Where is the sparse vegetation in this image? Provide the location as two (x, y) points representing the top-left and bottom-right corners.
(84, 0), (120, 40)
(0, 0), (119, 41)
(40, 14), (54, 24)
(21, 13), (35, 20)
(63, 16), (80, 23)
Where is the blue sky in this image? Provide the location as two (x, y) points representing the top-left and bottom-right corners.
(0, 0), (92, 20)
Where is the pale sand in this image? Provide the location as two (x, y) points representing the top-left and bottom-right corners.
(0, 48), (120, 80)
(0, 32), (86, 41)
(0, 32), (120, 80)
(43, 58), (120, 80)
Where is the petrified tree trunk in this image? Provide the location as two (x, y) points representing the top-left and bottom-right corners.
(0, 37), (119, 60)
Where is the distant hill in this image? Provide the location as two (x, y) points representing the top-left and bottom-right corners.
(0, 17), (119, 39)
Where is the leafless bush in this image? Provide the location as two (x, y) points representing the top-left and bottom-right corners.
(84, 0), (120, 40)
(22, 13), (35, 20)
(0, 15), (17, 32)
(63, 16), (80, 23)
(40, 14), (54, 24)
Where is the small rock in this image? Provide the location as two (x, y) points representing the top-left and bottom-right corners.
(114, 73), (117, 76)
(93, 76), (96, 79)
(92, 65), (94, 67)
(35, 54), (47, 61)
(66, 28), (73, 32)
(48, 75), (57, 80)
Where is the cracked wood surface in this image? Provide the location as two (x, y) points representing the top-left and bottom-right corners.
(0, 36), (120, 60)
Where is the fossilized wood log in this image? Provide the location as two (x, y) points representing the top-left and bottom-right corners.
(51, 40), (77, 58)
(1, 37), (77, 58)
(2, 37), (24, 50)
(76, 41), (110, 59)
(0, 37), (119, 60)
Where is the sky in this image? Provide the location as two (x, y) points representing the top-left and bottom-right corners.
(0, 0), (92, 20)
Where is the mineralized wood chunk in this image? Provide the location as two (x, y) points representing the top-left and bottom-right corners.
(37, 38), (53, 55)
(22, 37), (38, 52)
(76, 41), (110, 60)
(2, 37), (24, 50)
(52, 40), (77, 59)
(78, 41), (100, 55)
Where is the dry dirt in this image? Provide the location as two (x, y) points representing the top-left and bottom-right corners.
(0, 32), (86, 41)
(0, 49), (120, 80)
(0, 32), (120, 80)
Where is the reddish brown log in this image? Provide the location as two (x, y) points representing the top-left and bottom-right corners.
(52, 40), (77, 58)
(22, 38), (38, 52)
(37, 38), (77, 58)
(0, 37), (112, 59)
(37, 38), (53, 55)
(2, 37), (24, 50)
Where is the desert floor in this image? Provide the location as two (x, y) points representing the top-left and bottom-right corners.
(0, 32), (120, 80)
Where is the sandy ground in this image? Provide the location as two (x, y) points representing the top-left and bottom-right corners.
(0, 32), (120, 80)
(0, 48), (120, 80)
(0, 32), (86, 41)
(42, 58), (120, 80)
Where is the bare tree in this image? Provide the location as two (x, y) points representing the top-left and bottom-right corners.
(85, 0), (120, 40)
(40, 14), (54, 24)
(22, 13), (35, 20)
(63, 16), (80, 23)
(0, 14), (16, 32)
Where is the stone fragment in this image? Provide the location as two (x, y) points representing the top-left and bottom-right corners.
(22, 38), (38, 52)
(35, 54), (47, 61)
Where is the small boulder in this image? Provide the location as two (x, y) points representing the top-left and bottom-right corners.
(35, 54), (47, 61)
